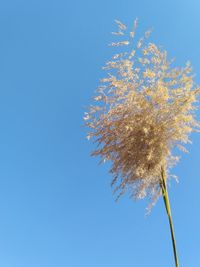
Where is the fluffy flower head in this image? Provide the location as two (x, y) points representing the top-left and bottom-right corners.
(85, 19), (200, 204)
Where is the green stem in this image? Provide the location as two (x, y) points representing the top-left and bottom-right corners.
(160, 166), (179, 267)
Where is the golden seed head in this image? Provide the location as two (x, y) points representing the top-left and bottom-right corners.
(85, 19), (200, 204)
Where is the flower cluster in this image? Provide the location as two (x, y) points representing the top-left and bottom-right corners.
(84, 19), (200, 204)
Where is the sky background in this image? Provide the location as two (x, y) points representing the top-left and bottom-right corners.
(0, 0), (200, 266)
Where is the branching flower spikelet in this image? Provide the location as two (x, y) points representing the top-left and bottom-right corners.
(84, 19), (200, 206)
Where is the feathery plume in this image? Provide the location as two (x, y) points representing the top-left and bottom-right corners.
(85, 19), (200, 205)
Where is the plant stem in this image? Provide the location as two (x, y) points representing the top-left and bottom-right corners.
(160, 166), (179, 267)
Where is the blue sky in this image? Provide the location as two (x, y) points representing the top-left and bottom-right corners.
(0, 0), (200, 266)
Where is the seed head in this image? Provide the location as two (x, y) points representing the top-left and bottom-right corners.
(85, 19), (200, 205)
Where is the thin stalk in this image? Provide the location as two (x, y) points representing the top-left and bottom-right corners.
(160, 166), (179, 267)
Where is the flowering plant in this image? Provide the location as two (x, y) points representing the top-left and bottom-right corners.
(84, 19), (200, 267)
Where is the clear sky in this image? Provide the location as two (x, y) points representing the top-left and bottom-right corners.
(0, 0), (200, 266)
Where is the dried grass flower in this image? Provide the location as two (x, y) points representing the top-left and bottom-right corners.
(84, 19), (200, 207)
